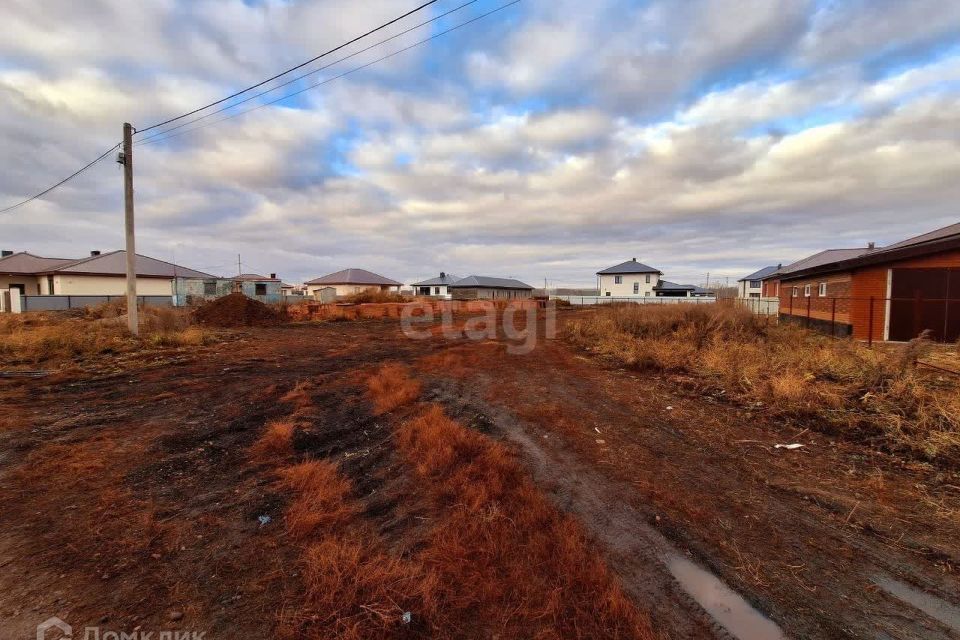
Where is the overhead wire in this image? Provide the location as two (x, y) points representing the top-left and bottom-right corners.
(138, 0), (521, 148)
(135, 0), (442, 135)
(135, 0), (481, 146)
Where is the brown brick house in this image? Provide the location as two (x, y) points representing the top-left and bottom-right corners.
(769, 223), (960, 342)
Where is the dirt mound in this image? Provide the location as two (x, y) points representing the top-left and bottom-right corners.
(194, 293), (282, 327)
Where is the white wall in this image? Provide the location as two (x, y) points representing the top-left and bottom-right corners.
(599, 272), (659, 297)
(54, 275), (173, 296)
(0, 274), (40, 295)
(306, 283), (399, 298)
(738, 279), (762, 299)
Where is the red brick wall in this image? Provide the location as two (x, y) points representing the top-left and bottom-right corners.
(779, 273), (853, 323)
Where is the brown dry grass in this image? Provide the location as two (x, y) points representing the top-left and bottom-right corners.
(0, 304), (215, 364)
(366, 363), (421, 415)
(277, 460), (358, 539)
(565, 303), (960, 464)
(251, 420), (296, 461)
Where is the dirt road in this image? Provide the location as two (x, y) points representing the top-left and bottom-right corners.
(1, 315), (958, 638)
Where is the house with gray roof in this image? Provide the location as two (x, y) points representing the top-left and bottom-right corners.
(737, 265), (782, 299)
(596, 258), (663, 297)
(448, 275), (533, 300)
(410, 272), (461, 298)
(304, 268), (402, 299)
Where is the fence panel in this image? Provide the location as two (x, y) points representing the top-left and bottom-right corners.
(550, 295), (716, 306)
(17, 295), (173, 313)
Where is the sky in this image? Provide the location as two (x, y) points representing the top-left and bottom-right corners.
(1, 0), (959, 288)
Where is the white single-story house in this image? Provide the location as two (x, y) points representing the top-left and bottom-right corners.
(410, 272), (461, 299)
(597, 259), (662, 297)
(0, 249), (214, 297)
(304, 268), (402, 299)
(448, 276), (534, 300)
(737, 265), (781, 299)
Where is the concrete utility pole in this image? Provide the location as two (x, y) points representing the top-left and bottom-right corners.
(122, 122), (139, 335)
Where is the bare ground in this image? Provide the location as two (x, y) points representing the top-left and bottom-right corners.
(1, 313), (958, 639)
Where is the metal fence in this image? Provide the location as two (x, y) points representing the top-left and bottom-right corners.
(551, 295), (716, 305)
(17, 294), (173, 313)
(734, 297), (780, 316)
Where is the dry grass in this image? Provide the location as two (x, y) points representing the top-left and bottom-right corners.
(0, 304), (215, 364)
(565, 303), (960, 465)
(251, 420), (296, 461)
(366, 363), (421, 415)
(277, 460), (358, 539)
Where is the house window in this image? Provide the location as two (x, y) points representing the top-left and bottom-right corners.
(255, 283), (267, 296)
(792, 287), (799, 297)
(645, 274), (651, 283)
(46, 275), (55, 294)
(203, 282), (217, 296)
(644, 291), (651, 297)
(614, 275), (622, 284)
(749, 280), (761, 288)
(633, 282), (639, 294)
(818, 282), (827, 297)
(804, 284), (811, 297)
(605, 291), (611, 296)
(434, 286), (440, 295)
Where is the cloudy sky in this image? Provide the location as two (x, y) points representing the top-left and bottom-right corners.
(2, 0), (959, 287)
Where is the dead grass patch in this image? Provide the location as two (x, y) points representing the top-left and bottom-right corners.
(277, 460), (358, 539)
(565, 303), (960, 465)
(366, 363), (421, 415)
(251, 420), (296, 461)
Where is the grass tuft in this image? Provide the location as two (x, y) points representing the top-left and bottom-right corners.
(366, 363), (421, 415)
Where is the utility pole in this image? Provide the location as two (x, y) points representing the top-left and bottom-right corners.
(122, 122), (139, 335)
(238, 254), (242, 276)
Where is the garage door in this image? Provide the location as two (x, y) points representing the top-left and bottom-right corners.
(889, 268), (960, 342)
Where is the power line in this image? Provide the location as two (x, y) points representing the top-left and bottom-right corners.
(135, 0), (480, 146)
(0, 142), (120, 215)
(139, 1), (521, 148)
(135, 0), (441, 135)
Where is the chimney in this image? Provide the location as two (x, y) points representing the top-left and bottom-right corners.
(270, 273), (276, 279)
(90, 250), (101, 257)
(440, 271), (446, 279)
(1, 250), (12, 258)
(867, 242), (875, 250)
(632, 257), (637, 262)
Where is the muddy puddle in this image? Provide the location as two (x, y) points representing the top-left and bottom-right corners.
(668, 554), (785, 640)
(873, 576), (960, 634)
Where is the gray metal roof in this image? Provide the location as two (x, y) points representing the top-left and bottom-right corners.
(448, 275), (533, 290)
(50, 251), (216, 279)
(597, 259), (662, 275)
(411, 273), (461, 287)
(737, 265), (781, 282)
(777, 248), (874, 276)
(654, 280), (695, 291)
(0, 252), (78, 274)
(870, 221), (960, 254)
(234, 273), (280, 282)
(304, 268), (402, 286)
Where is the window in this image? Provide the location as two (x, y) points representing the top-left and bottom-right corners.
(633, 282), (639, 294)
(605, 291), (611, 296)
(203, 281), (217, 296)
(255, 283), (267, 296)
(644, 291), (651, 297)
(434, 286), (440, 295)
(614, 275), (622, 284)
(818, 282), (827, 297)
(804, 284), (811, 297)
(645, 274), (651, 283)
(46, 275), (55, 294)
(792, 287), (798, 297)
(749, 280), (761, 288)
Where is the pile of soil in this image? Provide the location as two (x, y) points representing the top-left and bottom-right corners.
(193, 293), (282, 327)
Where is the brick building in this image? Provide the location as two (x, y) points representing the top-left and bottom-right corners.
(767, 223), (960, 342)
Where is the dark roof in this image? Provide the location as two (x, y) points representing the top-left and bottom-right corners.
(304, 268), (402, 286)
(1, 250), (215, 278)
(0, 252), (78, 274)
(448, 275), (533, 290)
(410, 273), (461, 286)
(869, 221), (960, 255)
(234, 273), (280, 282)
(776, 248), (875, 279)
(597, 259), (661, 275)
(738, 265), (781, 282)
(654, 280), (695, 291)
(48, 250), (216, 279)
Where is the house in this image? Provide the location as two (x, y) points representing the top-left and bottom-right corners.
(410, 273), (460, 298)
(597, 259), (662, 297)
(304, 268), (402, 299)
(654, 280), (712, 298)
(0, 249), (213, 297)
(737, 265), (781, 299)
(448, 276), (534, 300)
(774, 222), (960, 342)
